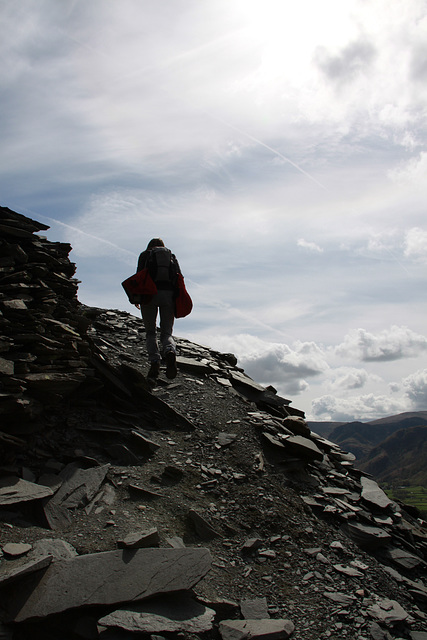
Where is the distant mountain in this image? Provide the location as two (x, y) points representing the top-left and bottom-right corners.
(305, 421), (346, 439)
(358, 425), (427, 486)
(308, 412), (427, 460)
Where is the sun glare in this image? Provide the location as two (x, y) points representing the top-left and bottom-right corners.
(232, 0), (358, 83)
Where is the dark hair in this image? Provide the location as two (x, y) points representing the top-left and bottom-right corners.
(146, 238), (165, 250)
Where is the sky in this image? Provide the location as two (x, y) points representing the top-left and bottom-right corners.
(1, 0), (427, 422)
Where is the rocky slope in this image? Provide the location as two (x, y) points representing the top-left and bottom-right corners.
(1, 207), (427, 640)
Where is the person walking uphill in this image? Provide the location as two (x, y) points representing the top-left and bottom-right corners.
(135, 238), (181, 380)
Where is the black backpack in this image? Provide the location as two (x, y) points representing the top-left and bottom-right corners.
(146, 247), (179, 288)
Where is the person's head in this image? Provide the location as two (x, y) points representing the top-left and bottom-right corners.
(146, 238), (165, 250)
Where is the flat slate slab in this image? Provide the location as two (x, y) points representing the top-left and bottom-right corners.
(0, 476), (53, 505)
(219, 619), (294, 640)
(367, 598), (409, 624)
(342, 522), (392, 550)
(282, 436), (323, 461)
(98, 592), (215, 634)
(360, 477), (393, 509)
(240, 597), (270, 619)
(7, 547), (212, 622)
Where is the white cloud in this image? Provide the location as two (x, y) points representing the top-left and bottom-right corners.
(192, 333), (329, 396)
(404, 227), (427, 264)
(402, 369), (427, 409)
(389, 152), (427, 188)
(336, 326), (427, 362)
(297, 239), (323, 253)
(311, 393), (410, 422)
(325, 367), (379, 392)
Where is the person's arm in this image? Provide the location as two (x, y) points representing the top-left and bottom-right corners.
(137, 250), (148, 273)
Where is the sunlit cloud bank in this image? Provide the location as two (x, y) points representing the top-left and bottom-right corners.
(190, 327), (427, 421)
(335, 326), (427, 362)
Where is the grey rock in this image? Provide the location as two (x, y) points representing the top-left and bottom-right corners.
(229, 370), (266, 392)
(0, 476), (53, 505)
(131, 430), (161, 453)
(45, 463), (110, 510)
(411, 633), (427, 640)
(282, 416), (310, 437)
(32, 538), (78, 560)
(98, 593), (215, 634)
(2, 543), (32, 557)
(0, 555), (53, 587)
(384, 547), (426, 570)
(176, 357), (213, 375)
(366, 598), (409, 624)
(219, 619), (294, 640)
(217, 432), (238, 447)
(128, 484), (163, 499)
(360, 477), (393, 509)
(369, 622), (391, 639)
(117, 528), (160, 549)
(240, 598), (270, 619)
(323, 591), (357, 605)
(188, 509), (221, 540)
(241, 538), (263, 554)
(7, 547), (212, 622)
(282, 435), (324, 461)
(262, 433), (286, 449)
(165, 536), (185, 548)
(333, 563), (364, 577)
(341, 522), (392, 550)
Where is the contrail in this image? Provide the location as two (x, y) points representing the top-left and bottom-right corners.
(207, 113), (329, 191)
(19, 208), (136, 259)
(185, 277), (296, 342)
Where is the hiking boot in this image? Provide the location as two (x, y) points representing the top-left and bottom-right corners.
(147, 361), (160, 379)
(165, 351), (177, 379)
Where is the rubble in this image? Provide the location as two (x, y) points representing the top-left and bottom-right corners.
(0, 207), (427, 639)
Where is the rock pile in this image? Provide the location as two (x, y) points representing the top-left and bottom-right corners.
(0, 206), (93, 426)
(1, 207), (427, 640)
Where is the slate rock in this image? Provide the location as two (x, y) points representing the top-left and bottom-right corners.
(98, 592), (215, 634)
(188, 509), (221, 540)
(176, 357), (213, 375)
(384, 547), (425, 570)
(366, 598), (409, 625)
(7, 547), (212, 622)
(166, 537), (186, 548)
(2, 543), (32, 558)
(217, 432), (238, 447)
(45, 463), (110, 510)
(229, 370), (266, 392)
(240, 598), (270, 620)
(0, 477), (53, 505)
(32, 538), (78, 560)
(117, 528), (160, 549)
(369, 621), (392, 639)
(241, 538), (263, 554)
(0, 555), (53, 588)
(341, 522), (392, 550)
(282, 435), (323, 461)
(360, 477), (393, 510)
(282, 416), (310, 437)
(323, 592), (357, 605)
(219, 618), (294, 640)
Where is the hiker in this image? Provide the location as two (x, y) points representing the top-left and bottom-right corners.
(135, 238), (180, 380)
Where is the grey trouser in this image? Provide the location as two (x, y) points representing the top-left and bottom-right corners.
(141, 289), (176, 362)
